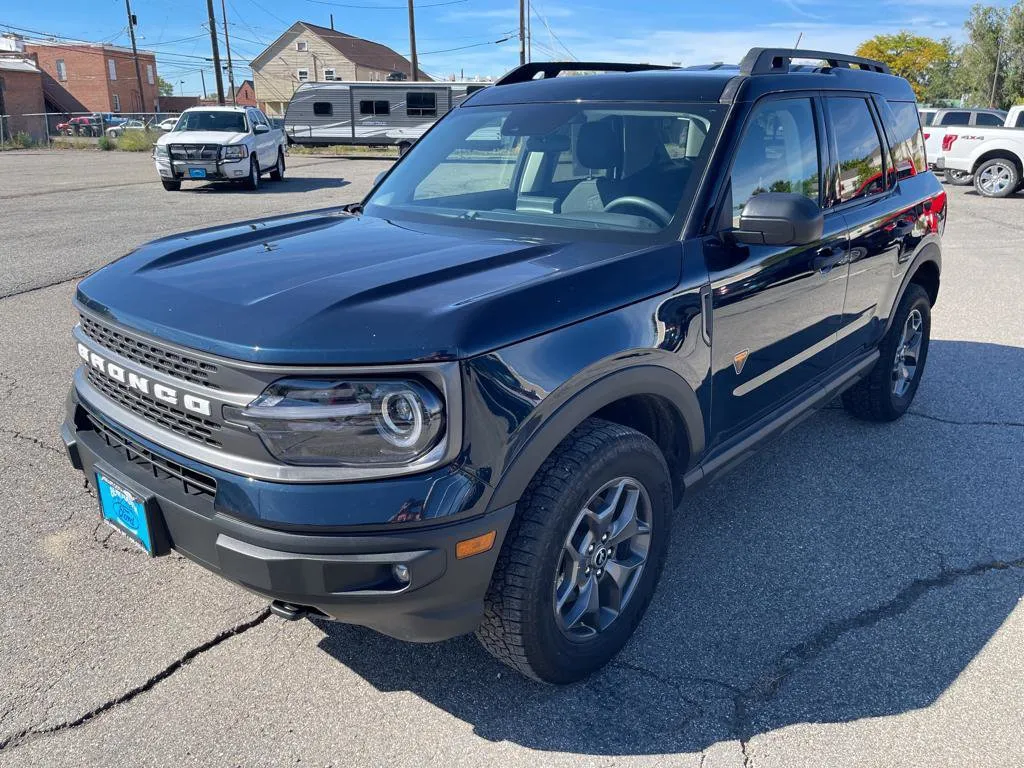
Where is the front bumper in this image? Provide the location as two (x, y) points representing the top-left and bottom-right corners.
(155, 155), (250, 182)
(63, 390), (514, 642)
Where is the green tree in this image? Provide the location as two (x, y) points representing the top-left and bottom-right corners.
(855, 32), (952, 101)
(960, 4), (1009, 107)
(1004, 2), (1024, 104)
(157, 76), (175, 97)
(920, 38), (965, 105)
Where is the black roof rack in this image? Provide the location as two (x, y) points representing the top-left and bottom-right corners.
(739, 48), (890, 75)
(494, 61), (678, 86)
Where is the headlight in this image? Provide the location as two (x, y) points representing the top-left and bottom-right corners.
(224, 378), (445, 467)
(221, 145), (248, 160)
(154, 144), (169, 158)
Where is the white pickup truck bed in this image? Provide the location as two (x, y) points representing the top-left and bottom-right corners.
(930, 105), (1024, 198)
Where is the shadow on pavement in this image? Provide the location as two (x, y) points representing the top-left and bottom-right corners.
(188, 178), (350, 194)
(313, 339), (1024, 756)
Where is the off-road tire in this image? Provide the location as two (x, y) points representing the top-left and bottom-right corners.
(476, 418), (672, 683)
(842, 283), (930, 422)
(161, 179), (181, 191)
(269, 149), (285, 181)
(243, 157), (260, 191)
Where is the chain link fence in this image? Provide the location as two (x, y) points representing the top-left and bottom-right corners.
(0, 111), (181, 150)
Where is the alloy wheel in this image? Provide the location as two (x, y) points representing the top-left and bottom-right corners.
(892, 308), (924, 398)
(978, 163), (1013, 195)
(553, 476), (653, 639)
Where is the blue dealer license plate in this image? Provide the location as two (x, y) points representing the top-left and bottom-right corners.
(97, 473), (154, 554)
(188, 168), (207, 179)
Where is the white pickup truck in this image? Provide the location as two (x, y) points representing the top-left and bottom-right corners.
(153, 106), (287, 192)
(929, 105), (1024, 196)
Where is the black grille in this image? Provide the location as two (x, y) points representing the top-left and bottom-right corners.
(85, 410), (217, 498)
(80, 314), (220, 389)
(168, 143), (220, 161)
(86, 367), (222, 448)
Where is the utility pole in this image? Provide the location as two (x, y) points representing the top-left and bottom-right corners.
(407, 0), (419, 81)
(527, 1), (531, 62)
(200, 69), (208, 99)
(206, 0), (225, 104)
(124, 0), (147, 113)
(989, 31), (1003, 108)
(220, 0), (237, 104)
(519, 0), (526, 65)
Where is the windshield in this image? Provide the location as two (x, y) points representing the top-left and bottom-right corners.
(174, 110), (248, 133)
(365, 102), (724, 237)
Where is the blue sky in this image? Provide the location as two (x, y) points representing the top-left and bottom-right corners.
(1, 0), (1015, 95)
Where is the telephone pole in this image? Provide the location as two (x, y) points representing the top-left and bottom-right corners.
(407, 0), (419, 81)
(124, 0), (146, 113)
(206, 0), (225, 104)
(220, 0), (237, 104)
(519, 0), (526, 65)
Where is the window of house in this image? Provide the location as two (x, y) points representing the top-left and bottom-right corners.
(359, 100), (390, 116)
(112, 94), (121, 112)
(323, 68), (335, 81)
(108, 59), (117, 80)
(827, 97), (887, 203)
(730, 97), (820, 225)
(296, 40), (307, 51)
(313, 101), (332, 116)
(297, 69), (309, 82)
(146, 63), (154, 85)
(56, 59), (67, 81)
(406, 91), (436, 117)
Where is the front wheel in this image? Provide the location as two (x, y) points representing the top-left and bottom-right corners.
(269, 149), (285, 181)
(943, 169), (972, 186)
(161, 179), (181, 191)
(476, 418), (672, 683)
(397, 141), (412, 157)
(242, 156), (260, 191)
(842, 283), (930, 422)
(973, 158), (1020, 198)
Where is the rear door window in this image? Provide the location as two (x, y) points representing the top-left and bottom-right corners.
(974, 112), (1003, 126)
(827, 97), (887, 203)
(939, 111), (969, 126)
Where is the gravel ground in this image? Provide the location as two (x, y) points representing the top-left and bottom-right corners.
(0, 150), (1021, 768)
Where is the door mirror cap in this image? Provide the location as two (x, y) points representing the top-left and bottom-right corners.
(253, 123), (270, 134)
(733, 193), (824, 247)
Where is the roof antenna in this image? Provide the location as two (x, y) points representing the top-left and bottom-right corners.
(794, 32), (803, 48)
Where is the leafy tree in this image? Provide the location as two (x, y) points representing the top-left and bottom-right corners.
(855, 32), (952, 101)
(1004, 2), (1024, 104)
(157, 76), (175, 97)
(960, 4), (1009, 107)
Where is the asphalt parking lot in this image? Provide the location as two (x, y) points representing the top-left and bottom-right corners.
(0, 150), (1022, 768)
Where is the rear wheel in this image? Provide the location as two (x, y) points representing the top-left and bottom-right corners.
(269, 149), (285, 181)
(243, 157), (260, 191)
(161, 179), (181, 191)
(943, 169), (972, 186)
(476, 418), (672, 683)
(973, 158), (1020, 198)
(842, 283), (930, 422)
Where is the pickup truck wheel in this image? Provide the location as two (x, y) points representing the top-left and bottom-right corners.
(943, 169), (972, 186)
(476, 418), (672, 683)
(269, 149), (285, 181)
(161, 179), (181, 191)
(842, 283), (930, 422)
(973, 158), (1019, 198)
(243, 157), (260, 191)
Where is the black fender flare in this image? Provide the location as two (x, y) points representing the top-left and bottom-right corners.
(884, 242), (942, 336)
(487, 364), (705, 511)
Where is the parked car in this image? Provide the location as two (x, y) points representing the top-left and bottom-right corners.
(932, 112), (1024, 198)
(106, 119), (148, 138)
(927, 105), (1024, 188)
(922, 107), (1012, 184)
(152, 105), (287, 191)
(63, 49), (945, 683)
(61, 116), (101, 136)
(156, 117), (180, 132)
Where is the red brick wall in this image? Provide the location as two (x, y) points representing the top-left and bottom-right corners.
(25, 44), (160, 113)
(0, 66), (46, 141)
(235, 81), (257, 107)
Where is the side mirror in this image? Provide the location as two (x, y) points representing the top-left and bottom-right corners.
(732, 192), (824, 247)
(374, 171), (387, 186)
(253, 123), (270, 134)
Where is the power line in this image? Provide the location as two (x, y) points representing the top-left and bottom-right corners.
(300, 0), (468, 8)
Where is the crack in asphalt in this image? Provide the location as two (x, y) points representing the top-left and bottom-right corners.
(906, 410), (1024, 429)
(740, 738), (753, 768)
(0, 608), (273, 753)
(730, 557), (1024, 738)
(0, 427), (63, 456)
(0, 270), (90, 302)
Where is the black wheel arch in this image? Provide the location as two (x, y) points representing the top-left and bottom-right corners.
(884, 243), (941, 337)
(487, 364), (705, 512)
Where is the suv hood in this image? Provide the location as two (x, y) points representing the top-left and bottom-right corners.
(156, 130), (247, 145)
(76, 210), (681, 364)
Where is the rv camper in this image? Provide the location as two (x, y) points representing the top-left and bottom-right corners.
(283, 81), (487, 152)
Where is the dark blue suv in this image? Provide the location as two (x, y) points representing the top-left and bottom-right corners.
(62, 49), (945, 683)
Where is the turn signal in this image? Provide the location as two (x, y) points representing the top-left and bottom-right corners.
(456, 530), (496, 559)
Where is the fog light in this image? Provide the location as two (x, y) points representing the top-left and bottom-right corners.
(392, 563), (411, 584)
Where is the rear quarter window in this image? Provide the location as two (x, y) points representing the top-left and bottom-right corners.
(883, 100), (927, 177)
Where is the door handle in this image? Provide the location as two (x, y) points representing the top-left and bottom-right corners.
(813, 246), (844, 273)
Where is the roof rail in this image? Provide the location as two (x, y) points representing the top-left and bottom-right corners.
(494, 61), (678, 86)
(739, 48), (890, 75)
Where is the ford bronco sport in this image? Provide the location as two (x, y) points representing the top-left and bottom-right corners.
(62, 49), (945, 683)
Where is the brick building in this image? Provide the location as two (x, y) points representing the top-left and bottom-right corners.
(234, 79), (257, 107)
(0, 55), (46, 142)
(24, 40), (160, 113)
